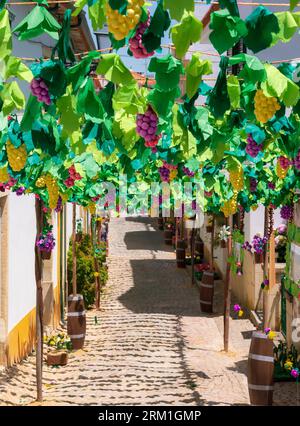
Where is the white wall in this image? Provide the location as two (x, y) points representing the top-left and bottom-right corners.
(7, 194), (36, 332)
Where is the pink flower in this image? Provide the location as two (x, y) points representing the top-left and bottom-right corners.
(291, 368), (299, 379)
(234, 304), (241, 312)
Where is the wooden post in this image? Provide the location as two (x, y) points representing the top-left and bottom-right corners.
(34, 198), (44, 402)
(191, 226), (196, 287)
(72, 203), (77, 296)
(210, 215), (215, 270)
(224, 216), (233, 352)
(263, 206), (269, 329)
(91, 215), (100, 310)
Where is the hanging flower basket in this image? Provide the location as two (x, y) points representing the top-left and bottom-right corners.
(76, 232), (83, 242)
(206, 225), (213, 233)
(221, 240), (227, 248)
(36, 224), (55, 260)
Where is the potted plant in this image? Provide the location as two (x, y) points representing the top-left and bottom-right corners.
(76, 218), (83, 242)
(36, 224), (55, 260)
(218, 225), (231, 248)
(274, 224), (287, 263)
(242, 234), (268, 263)
(45, 332), (72, 366)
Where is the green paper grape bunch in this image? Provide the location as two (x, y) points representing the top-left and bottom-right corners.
(0, 166), (10, 183)
(6, 140), (27, 172)
(254, 89), (280, 124)
(42, 174), (59, 210)
(129, 11), (154, 59)
(105, 0), (144, 41)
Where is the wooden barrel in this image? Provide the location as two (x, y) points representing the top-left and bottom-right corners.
(199, 271), (214, 313)
(164, 229), (173, 245)
(195, 237), (204, 257)
(158, 217), (164, 230)
(67, 294), (86, 350)
(176, 239), (186, 268)
(248, 331), (274, 406)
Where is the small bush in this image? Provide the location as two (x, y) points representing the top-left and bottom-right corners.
(67, 233), (108, 309)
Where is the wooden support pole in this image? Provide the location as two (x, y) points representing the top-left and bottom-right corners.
(224, 216), (233, 352)
(34, 198), (44, 402)
(263, 207), (269, 329)
(72, 203), (77, 296)
(210, 215), (215, 270)
(191, 226), (196, 287)
(91, 215), (101, 310)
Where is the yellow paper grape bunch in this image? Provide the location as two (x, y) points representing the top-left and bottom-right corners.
(88, 203), (96, 215)
(229, 165), (244, 192)
(44, 174), (59, 209)
(169, 169), (178, 181)
(36, 175), (46, 188)
(0, 166), (10, 183)
(105, 0), (144, 40)
(6, 140), (27, 172)
(276, 156), (290, 179)
(220, 192), (238, 218)
(254, 89), (280, 123)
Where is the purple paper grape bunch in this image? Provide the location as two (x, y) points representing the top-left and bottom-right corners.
(182, 166), (195, 177)
(280, 204), (293, 221)
(279, 156), (290, 169)
(293, 150), (300, 171)
(55, 196), (63, 213)
(252, 234), (268, 254)
(249, 177), (257, 192)
(245, 134), (262, 158)
(15, 186), (25, 196)
(30, 78), (51, 105)
(136, 106), (158, 142)
(129, 12), (154, 59)
(158, 165), (170, 182)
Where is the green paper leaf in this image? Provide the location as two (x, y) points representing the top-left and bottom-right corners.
(185, 53), (212, 99)
(163, 0), (194, 21)
(13, 5), (61, 41)
(67, 52), (100, 93)
(261, 63), (299, 107)
(271, 11), (300, 46)
(0, 81), (25, 115)
(227, 75), (240, 109)
(56, 88), (81, 136)
(244, 6), (280, 53)
(21, 95), (41, 131)
(209, 9), (248, 54)
(171, 12), (203, 59)
(142, 3), (170, 53)
(148, 54), (184, 92)
(87, 0), (106, 31)
(228, 53), (266, 83)
(290, 0), (300, 11)
(5, 57), (33, 82)
(0, 9), (12, 58)
(77, 78), (104, 120)
(51, 9), (76, 64)
(96, 53), (134, 85)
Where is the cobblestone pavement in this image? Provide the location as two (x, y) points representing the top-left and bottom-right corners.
(0, 217), (298, 405)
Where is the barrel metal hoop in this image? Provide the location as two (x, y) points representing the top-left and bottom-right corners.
(248, 384), (274, 391)
(249, 353), (274, 363)
(200, 283), (214, 288)
(67, 311), (86, 317)
(68, 295), (83, 301)
(69, 334), (85, 339)
(252, 331), (268, 339)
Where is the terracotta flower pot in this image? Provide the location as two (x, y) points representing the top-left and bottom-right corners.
(221, 240), (227, 248)
(254, 252), (263, 264)
(41, 250), (51, 260)
(47, 350), (68, 366)
(206, 225), (213, 233)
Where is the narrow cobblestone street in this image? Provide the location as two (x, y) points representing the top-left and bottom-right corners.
(0, 217), (298, 405)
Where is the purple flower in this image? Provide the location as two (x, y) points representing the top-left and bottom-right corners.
(234, 304), (241, 312)
(15, 187), (25, 196)
(291, 368), (300, 379)
(264, 327), (271, 334)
